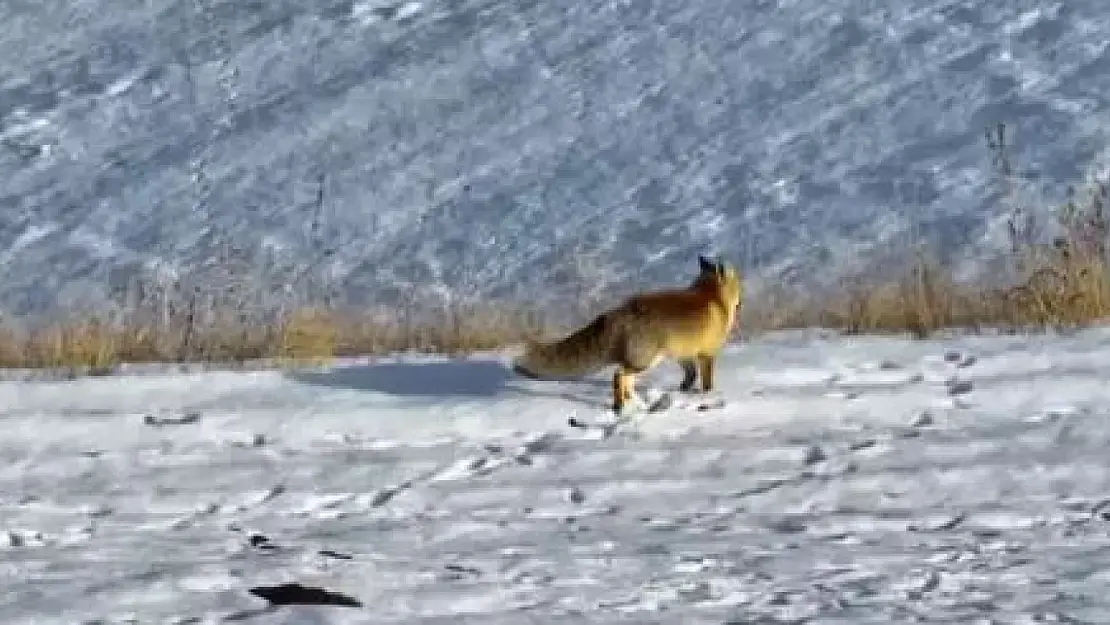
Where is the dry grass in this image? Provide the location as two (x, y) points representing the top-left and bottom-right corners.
(2, 239), (1110, 375)
(741, 243), (1110, 338)
(0, 297), (562, 374)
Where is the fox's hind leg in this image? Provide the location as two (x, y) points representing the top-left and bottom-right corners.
(696, 354), (716, 392)
(612, 347), (662, 412)
(612, 368), (636, 412)
(678, 359), (698, 392)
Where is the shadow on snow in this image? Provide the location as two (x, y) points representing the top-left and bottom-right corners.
(287, 358), (613, 408)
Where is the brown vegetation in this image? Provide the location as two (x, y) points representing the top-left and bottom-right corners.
(2, 236), (1107, 374)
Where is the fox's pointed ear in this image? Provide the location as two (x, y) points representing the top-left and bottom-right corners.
(698, 254), (715, 273)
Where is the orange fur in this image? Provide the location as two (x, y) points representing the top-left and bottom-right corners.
(513, 255), (743, 412)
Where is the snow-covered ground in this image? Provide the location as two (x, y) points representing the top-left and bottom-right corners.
(4, 328), (1110, 623)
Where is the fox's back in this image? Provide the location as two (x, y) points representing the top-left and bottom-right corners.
(614, 287), (734, 354)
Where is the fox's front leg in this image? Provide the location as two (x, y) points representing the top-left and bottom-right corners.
(678, 359), (698, 392)
(696, 354), (715, 392)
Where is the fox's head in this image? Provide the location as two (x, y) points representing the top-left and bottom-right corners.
(695, 254), (744, 313)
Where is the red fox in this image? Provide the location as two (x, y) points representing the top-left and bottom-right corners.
(513, 255), (743, 412)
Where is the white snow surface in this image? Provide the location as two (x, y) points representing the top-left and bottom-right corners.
(4, 328), (1110, 623)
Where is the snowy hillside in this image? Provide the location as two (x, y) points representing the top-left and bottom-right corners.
(4, 329), (1110, 623)
(1, 0), (1110, 314)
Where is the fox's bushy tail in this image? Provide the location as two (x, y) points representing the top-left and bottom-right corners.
(512, 314), (614, 379)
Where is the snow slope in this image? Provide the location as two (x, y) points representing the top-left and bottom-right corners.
(4, 329), (1110, 623)
(2, 0), (1110, 313)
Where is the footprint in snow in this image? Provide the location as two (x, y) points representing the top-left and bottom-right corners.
(944, 350), (978, 368)
(248, 582), (362, 607)
(142, 411), (201, 427)
(946, 378), (974, 395)
(912, 411), (935, 427)
(803, 444), (827, 466)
